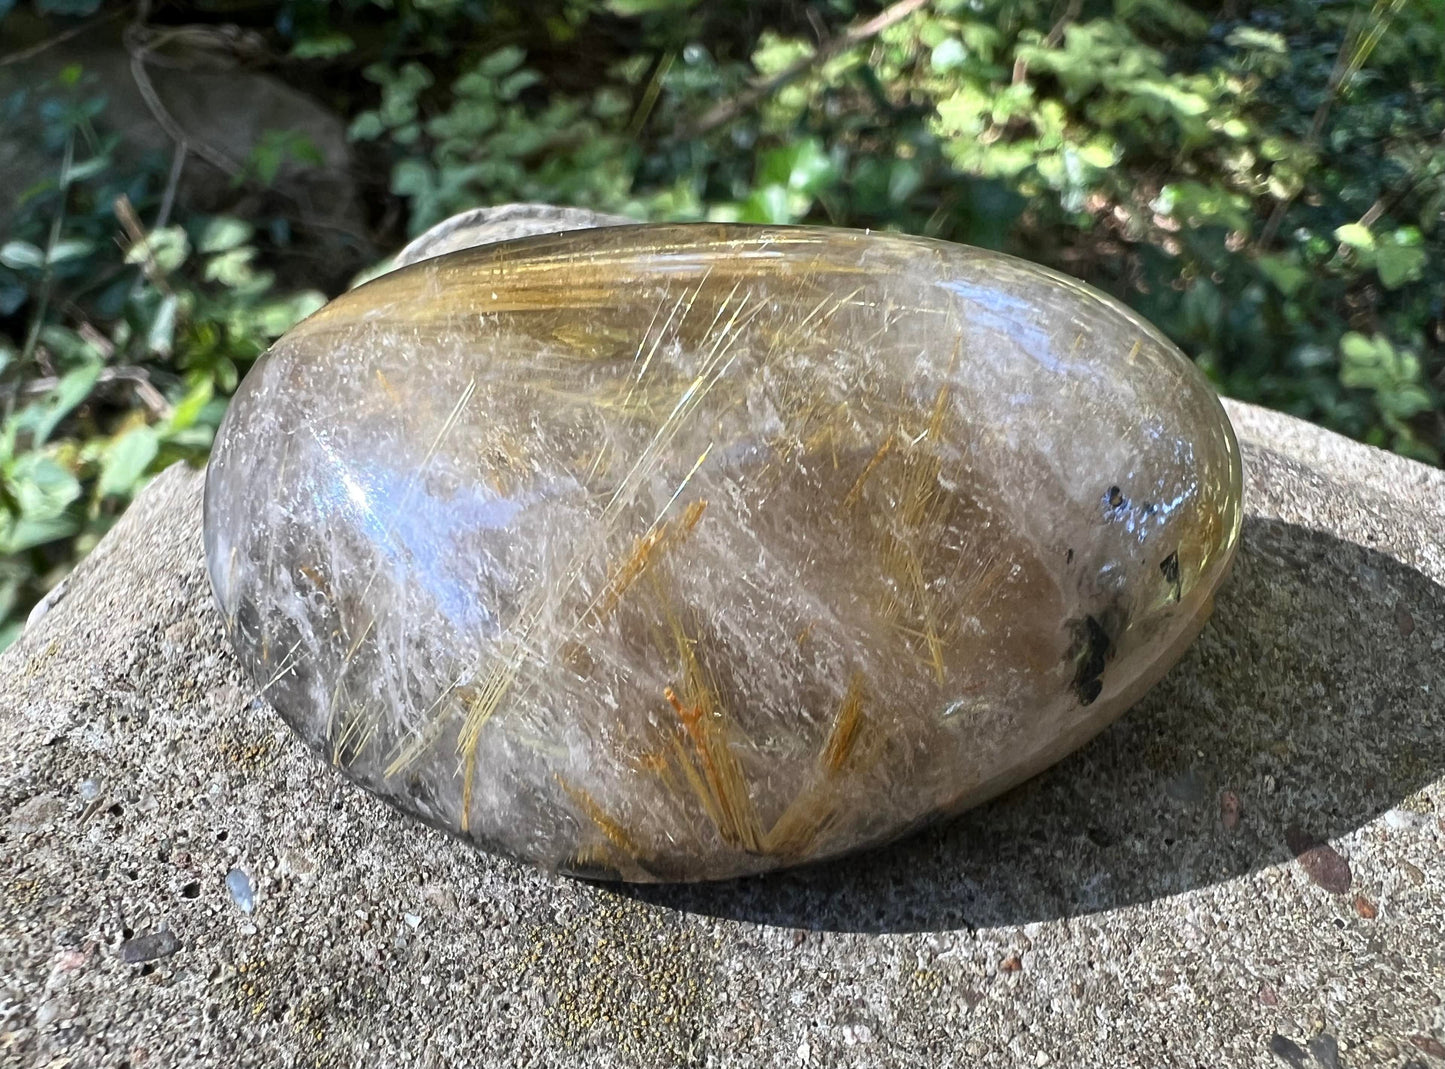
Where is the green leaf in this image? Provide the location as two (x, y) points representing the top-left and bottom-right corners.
(1076, 140), (1117, 169)
(1333, 223), (1375, 250)
(1375, 243), (1426, 289)
(1257, 254), (1309, 297)
(251, 291), (327, 338)
(23, 361), (102, 446)
(606, 0), (700, 15)
(198, 217), (254, 254)
(97, 426), (160, 498)
(1339, 331), (1380, 369)
(0, 241), (45, 270)
(498, 70), (542, 101)
(165, 377), (215, 434)
(125, 226), (190, 274)
(0, 512), (82, 555)
(205, 248), (258, 288)
(1226, 27), (1287, 53)
(146, 293), (179, 356)
(477, 46), (527, 78)
(348, 112), (386, 141)
(47, 239), (95, 264)
(752, 31), (814, 77)
(61, 154), (109, 185)
(931, 38), (967, 72)
(6, 452), (81, 524)
(290, 32), (355, 60)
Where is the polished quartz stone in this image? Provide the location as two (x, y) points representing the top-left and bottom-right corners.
(204, 224), (1243, 882)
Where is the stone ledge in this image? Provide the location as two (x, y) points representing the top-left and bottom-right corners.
(2, 320), (1442, 1065)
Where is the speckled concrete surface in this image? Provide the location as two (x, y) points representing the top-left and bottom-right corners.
(2, 392), (1443, 1069)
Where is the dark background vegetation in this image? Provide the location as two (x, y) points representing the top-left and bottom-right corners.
(1, 0), (1442, 647)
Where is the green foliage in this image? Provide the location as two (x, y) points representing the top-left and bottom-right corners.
(0, 63), (323, 648)
(1, 0), (1442, 648)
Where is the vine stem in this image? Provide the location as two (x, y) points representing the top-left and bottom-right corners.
(684, 0), (933, 138)
(17, 134), (74, 376)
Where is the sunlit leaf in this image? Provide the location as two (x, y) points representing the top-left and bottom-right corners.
(97, 426), (160, 498)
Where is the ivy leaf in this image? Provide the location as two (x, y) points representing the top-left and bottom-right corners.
(348, 112), (386, 141)
(1375, 243), (1426, 289)
(1333, 223), (1375, 250)
(0, 241), (45, 270)
(124, 226), (190, 275)
(477, 46), (526, 78)
(9, 453), (80, 519)
(198, 217), (254, 254)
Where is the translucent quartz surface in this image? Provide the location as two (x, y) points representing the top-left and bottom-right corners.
(204, 225), (1243, 881)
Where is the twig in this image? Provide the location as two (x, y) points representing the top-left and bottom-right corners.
(685, 0), (932, 137)
(1256, 0), (1406, 250)
(123, 19), (243, 177)
(114, 194), (171, 295)
(626, 51), (675, 140)
(1012, 0), (1082, 86)
(10, 365), (172, 419)
(18, 134), (74, 372)
(154, 142), (187, 233)
(0, 8), (125, 68)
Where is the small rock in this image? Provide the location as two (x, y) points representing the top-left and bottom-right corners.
(1220, 790), (1242, 831)
(1308, 1033), (1341, 1069)
(1384, 808), (1429, 831)
(1166, 771), (1207, 805)
(77, 779), (101, 802)
(119, 929), (180, 964)
(999, 954), (1022, 973)
(24, 577), (68, 633)
(404, 913), (422, 929)
(1285, 826), (1351, 894)
(8, 793), (64, 834)
(226, 868), (255, 913)
(34, 998), (66, 1028)
(1259, 984), (1280, 1007)
(1395, 598), (1415, 637)
(1353, 894), (1378, 919)
(1268, 1033), (1309, 1068)
(1411, 1035), (1445, 1059)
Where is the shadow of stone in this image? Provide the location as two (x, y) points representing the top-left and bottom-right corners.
(620, 516), (1444, 933)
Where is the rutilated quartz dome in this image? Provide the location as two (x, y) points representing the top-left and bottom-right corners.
(204, 224), (1243, 881)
